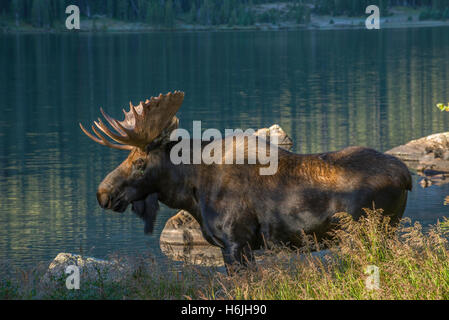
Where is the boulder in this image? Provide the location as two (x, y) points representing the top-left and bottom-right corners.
(41, 253), (128, 285)
(386, 132), (449, 188)
(386, 132), (449, 172)
(160, 242), (224, 267)
(254, 124), (293, 151)
(160, 210), (210, 246)
(160, 210), (224, 266)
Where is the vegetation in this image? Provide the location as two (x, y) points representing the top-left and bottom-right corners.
(1, 209), (448, 300)
(0, 0), (312, 29)
(437, 103), (449, 112)
(0, 0), (449, 30)
(314, 0), (449, 19)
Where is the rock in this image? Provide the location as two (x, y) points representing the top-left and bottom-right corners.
(160, 210), (210, 246)
(442, 151), (449, 161)
(418, 172), (449, 189)
(386, 132), (449, 173)
(160, 242), (224, 267)
(160, 210), (224, 266)
(254, 124), (293, 151)
(419, 178), (432, 188)
(41, 253), (128, 285)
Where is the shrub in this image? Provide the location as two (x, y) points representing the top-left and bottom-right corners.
(419, 9), (431, 21)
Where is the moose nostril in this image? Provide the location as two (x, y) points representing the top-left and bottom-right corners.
(97, 192), (110, 209)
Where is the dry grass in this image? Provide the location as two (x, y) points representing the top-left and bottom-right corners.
(208, 208), (449, 300)
(1, 208), (448, 300)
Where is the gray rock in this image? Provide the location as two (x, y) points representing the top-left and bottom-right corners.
(160, 210), (224, 266)
(41, 253), (128, 285)
(386, 132), (449, 173)
(160, 210), (210, 246)
(254, 124), (293, 151)
(160, 242), (224, 267)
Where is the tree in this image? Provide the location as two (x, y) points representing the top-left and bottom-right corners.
(165, 0), (174, 27)
(228, 8), (237, 26)
(31, 0), (44, 27)
(106, 0), (115, 18)
(199, 0), (211, 25)
(3, 0), (449, 29)
(137, 0), (147, 21)
(117, 0), (128, 21)
(189, 1), (197, 23)
(11, 0), (25, 26)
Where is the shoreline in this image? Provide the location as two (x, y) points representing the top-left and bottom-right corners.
(3, 22), (449, 35)
(2, 10), (449, 34)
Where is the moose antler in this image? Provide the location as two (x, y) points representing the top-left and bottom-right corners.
(80, 91), (184, 150)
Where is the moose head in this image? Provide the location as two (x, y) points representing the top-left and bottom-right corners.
(80, 91), (184, 233)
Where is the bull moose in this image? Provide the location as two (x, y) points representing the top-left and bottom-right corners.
(80, 91), (412, 270)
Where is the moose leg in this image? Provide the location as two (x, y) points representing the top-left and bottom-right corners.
(221, 242), (254, 274)
(198, 200), (256, 273)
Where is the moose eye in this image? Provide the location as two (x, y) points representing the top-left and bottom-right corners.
(133, 158), (146, 172)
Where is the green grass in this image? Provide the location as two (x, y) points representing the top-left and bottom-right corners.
(1, 209), (448, 300)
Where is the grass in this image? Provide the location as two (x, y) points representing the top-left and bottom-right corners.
(216, 209), (449, 300)
(1, 208), (448, 300)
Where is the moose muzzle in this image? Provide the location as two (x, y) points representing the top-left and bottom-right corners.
(97, 191), (111, 209)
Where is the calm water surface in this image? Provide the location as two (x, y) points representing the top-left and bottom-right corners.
(1, 28), (449, 269)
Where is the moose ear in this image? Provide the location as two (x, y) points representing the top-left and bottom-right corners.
(131, 193), (159, 234)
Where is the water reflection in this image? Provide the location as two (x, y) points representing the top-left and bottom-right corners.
(0, 28), (449, 269)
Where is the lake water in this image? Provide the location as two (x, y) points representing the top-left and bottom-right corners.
(1, 28), (449, 270)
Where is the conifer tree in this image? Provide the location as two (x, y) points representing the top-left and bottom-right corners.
(165, 0), (174, 27)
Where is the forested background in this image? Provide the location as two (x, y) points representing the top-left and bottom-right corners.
(0, 0), (448, 28)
